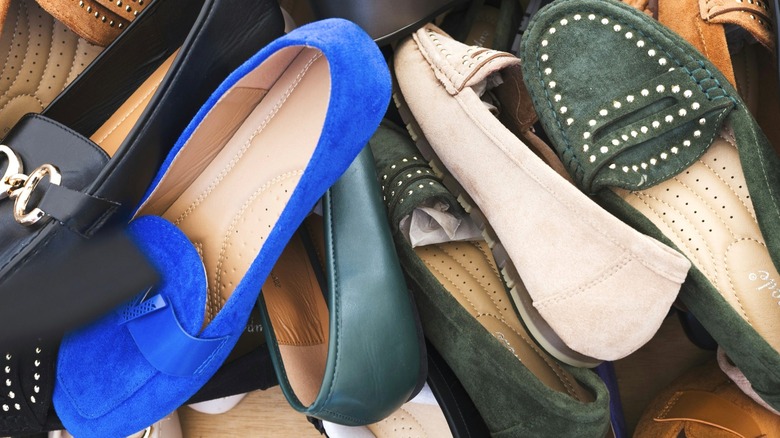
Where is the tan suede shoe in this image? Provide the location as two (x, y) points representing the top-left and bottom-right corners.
(393, 24), (692, 366)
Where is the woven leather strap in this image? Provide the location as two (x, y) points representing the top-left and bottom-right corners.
(35, 0), (151, 46)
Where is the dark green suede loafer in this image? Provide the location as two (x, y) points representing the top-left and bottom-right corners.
(369, 123), (610, 437)
(258, 147), (425, 425)
(520, 0), (780, 411)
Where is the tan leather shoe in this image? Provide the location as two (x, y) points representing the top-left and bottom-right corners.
(393, 24), (691, 366)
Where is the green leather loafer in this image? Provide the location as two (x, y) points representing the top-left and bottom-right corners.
(258, 147), (425, 425)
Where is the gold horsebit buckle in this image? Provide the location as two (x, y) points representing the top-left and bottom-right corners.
(0, 145), (62, 226)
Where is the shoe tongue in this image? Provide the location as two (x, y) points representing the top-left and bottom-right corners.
(412, 24), (520, 96)
(368, 124), (461, 227)
(34, 0), (150, 46)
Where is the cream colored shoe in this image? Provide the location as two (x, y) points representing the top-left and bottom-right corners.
(393, 24), (691, 365)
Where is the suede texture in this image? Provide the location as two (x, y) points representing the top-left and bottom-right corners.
(54, 18), (391, 438)
(368, 124), (611, 437)
(395, 24), (691, 362)
(520, 0), (780, 410)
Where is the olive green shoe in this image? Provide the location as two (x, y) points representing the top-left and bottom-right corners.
(369, 123), (610, 437)
(520, 0), (780, 411)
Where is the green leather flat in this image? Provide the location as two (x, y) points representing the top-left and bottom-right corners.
(258, 147), (425, 425)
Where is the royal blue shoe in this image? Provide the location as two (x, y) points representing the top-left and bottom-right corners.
(52, 18), (391, 437)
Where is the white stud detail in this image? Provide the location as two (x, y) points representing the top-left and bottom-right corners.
(549, 27), (556, 34)
(588, 14), (596, 20)
(661, 152), (668, 159)
(8, 391), (14, 399)
(560, 18), (568, 25)
(541, 54), (549, 61)
(542, 39), (549, 47)
(665, 115), (674, 123)
(1, 405), (6, 412)
(583, 144), (589, 152)
(678, 109), (687, 116)
(34, 360), (40, 367)
(601, 18), (609, 24)
(626, 95), (635, 102)
(408, 190), (413, 195)
(669, 67), (675, 71)
(390, 165), (396, 169)
(14, 404), (19, 411)
(609, 163), (617, 169)
(625, 31), (633, 39)
(613, 24), (621, 31)
(613, 101), (621, 108)
(671, 146), (679, 154)
(650, 158), (657, 165)
(560, 106), (568, 114)
(30, 396), (35, 403)
(566, 118), (574, 125)
(590, 155), (597, 163)
(574, 14), (582, 20)
(648, 49), (656, 57)
(694, 130), (702, 138)
(656, 84), (665, 93)
(4, 366), (8, 373)
(684, 90), (693, 98)
(641, 126), (648, 133)
(554, 94), (561, 101)
(4, 354), (9, 361)
(659, 58), (667, 66)
(34, 373), (39, 381)
(683, 140), (691, 147)
(611, 139), (620, 146)
(641, 162), (648, 169)
(601, 146), (609, 153)
(599, 109), (608, 116)
(652, 121), (660, 128)
(621, 134), (629, 141)
(34, 385), (39, 393)
(641, 89), (649, 96)
(583, 132), (591, 139)
(631, 131), (638, 137)
(699, 118), (706, 125)
(548, 81), (556, 88)
(637, 40), (645, 47)
(545, 68), (552, 75)
(622, 166), (630, 172)
(4, 379), (9, 386)
(691, 102), (700, 110)
(632, 165), (639, 171)
(672, 85), (680, 93)
(589, 119), (597, 126)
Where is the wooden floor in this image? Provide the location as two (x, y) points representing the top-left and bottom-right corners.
(179, 387), (320, 437)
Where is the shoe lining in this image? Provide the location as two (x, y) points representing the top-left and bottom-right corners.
(367, 403), (449, 437)
(137, 44), (330, 340)
(0, 0), (102, 136)
(616, 132), (780, 352)
(414, 240), (593, 402)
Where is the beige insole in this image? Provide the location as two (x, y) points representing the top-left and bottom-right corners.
(135, 45), (331, 385)
(0, 0), (102, 136)
(414, 240), (593, 402)
(367, 402), (450, 437)
(616, 133), (780, 352)
(89, 49), (179, 156)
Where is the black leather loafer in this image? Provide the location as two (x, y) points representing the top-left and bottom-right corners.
(0, 0), (284, 345)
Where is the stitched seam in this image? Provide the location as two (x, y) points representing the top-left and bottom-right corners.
(656, 391), (682, 419)
(0, 93), (45, 114)
(92, 78), (162, 144)
(534, 255), (631, 308)
(211, 170), (303, 321)
(700, 152), (758, 223)
(0, 2), (25, 106)
(63, 37), (85, 86)
(173, 51), (323, 225)
(723, 237), (761, 322)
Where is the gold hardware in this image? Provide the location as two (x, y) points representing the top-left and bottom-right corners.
(0, 146), (23, 200)
(9, 164), (62, 226)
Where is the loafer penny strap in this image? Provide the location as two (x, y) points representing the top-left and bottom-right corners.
(35, 0), (150, 46)
(556, 66), (735, 194)
(653, 390), (763, 438)
(120, 294), (231, 377)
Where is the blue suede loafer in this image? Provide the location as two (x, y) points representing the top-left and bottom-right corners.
(53, 18), (391, 438)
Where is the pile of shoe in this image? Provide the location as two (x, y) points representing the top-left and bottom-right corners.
(0, 0), (778, 436)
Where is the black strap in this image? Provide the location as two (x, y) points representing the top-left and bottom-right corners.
(38, 184), (119, 237)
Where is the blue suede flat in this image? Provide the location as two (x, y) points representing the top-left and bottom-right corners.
(53, 18), (390, 438)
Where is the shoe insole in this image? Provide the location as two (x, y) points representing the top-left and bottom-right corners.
(261, 225), (329, 407)
(138, 45), (330, 338)
(615, 132), (780, 352)
(0, 0), (102, 136)
(89, 49), (179, 156)
(414, 240), (594, 402)
(367, 402), (450, 437)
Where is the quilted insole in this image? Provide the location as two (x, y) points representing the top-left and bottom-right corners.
(0, 0), (101, 136)
(617, 132), (780, 352)
(415, 240), (593, 402)
(154, 47), (329, 328)
(367, 402), (450, 437)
